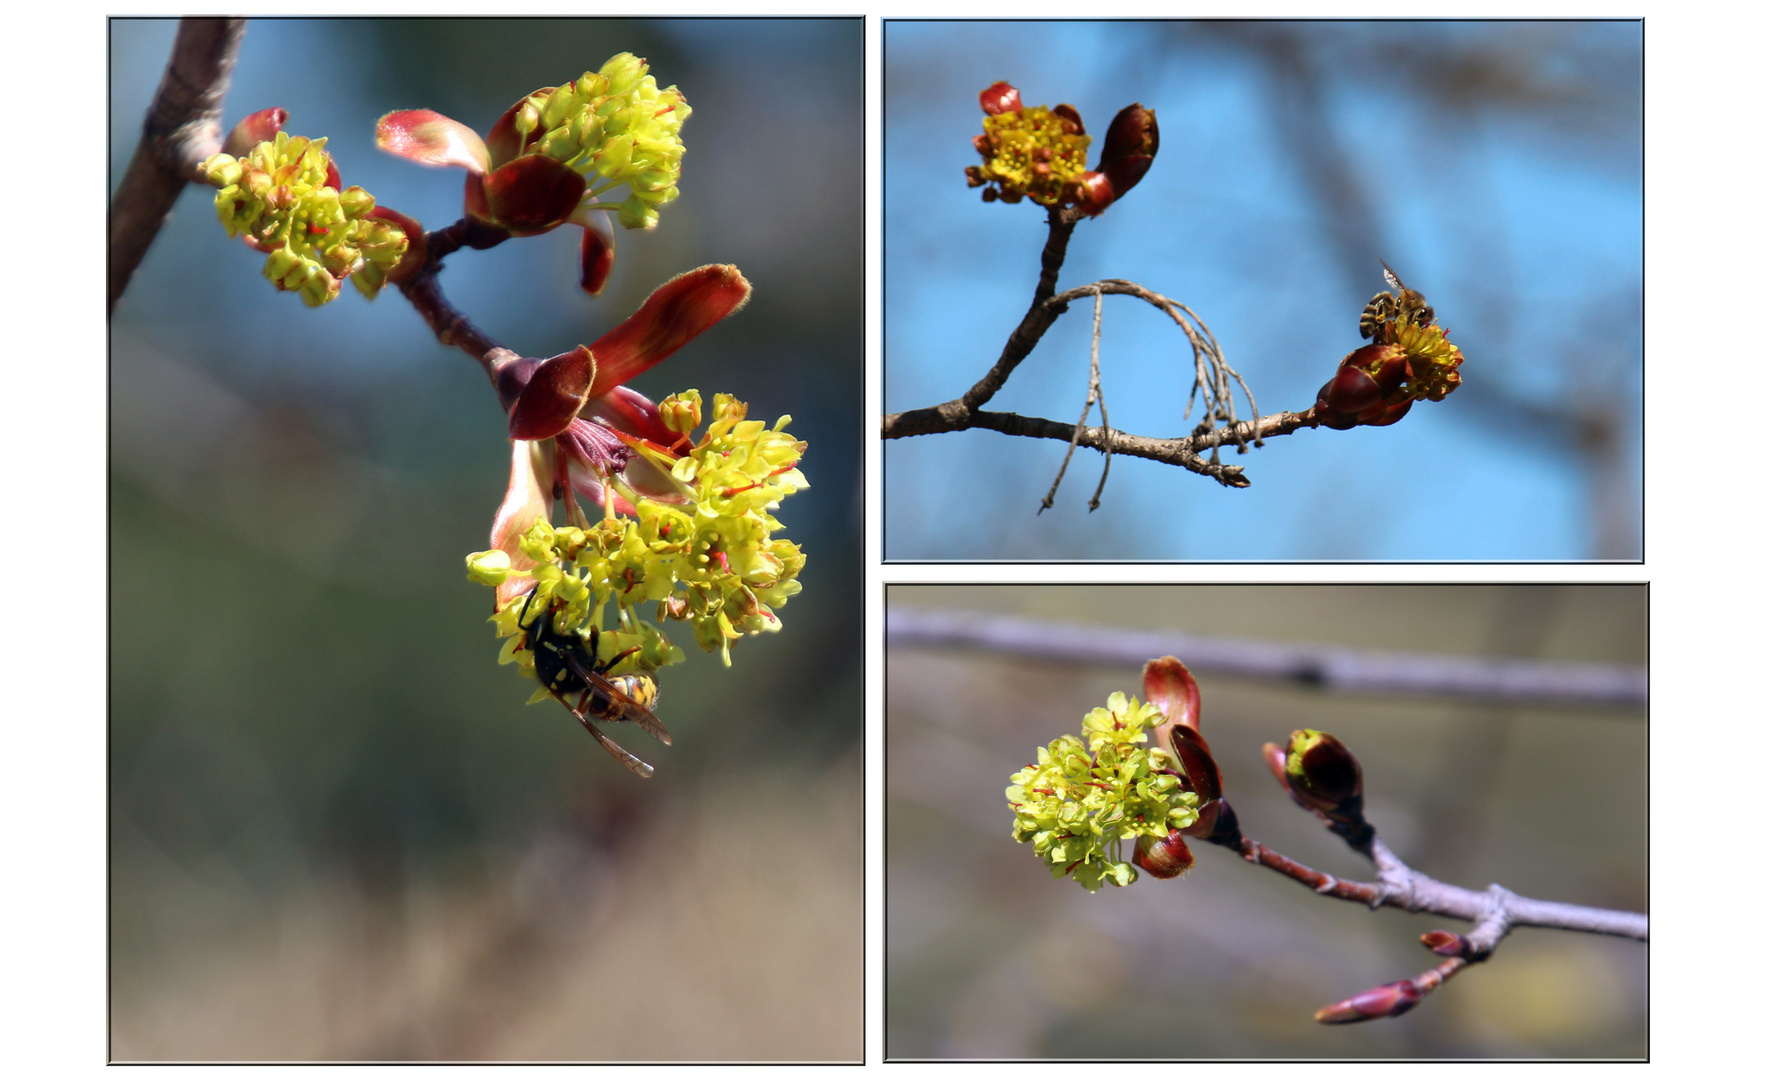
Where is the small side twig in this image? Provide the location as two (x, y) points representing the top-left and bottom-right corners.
(1041, 292), (1112, 512)
(108, 17), (248, 315)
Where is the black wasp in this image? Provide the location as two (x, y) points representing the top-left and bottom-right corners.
(516, 586), (672, 778)
(1359, 259), (1435, 344)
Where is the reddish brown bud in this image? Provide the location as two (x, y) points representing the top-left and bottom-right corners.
(1314, 980), (1423, 1024)
(1284, 729), (1363, 817)
(1420, 930), (1469, 957)
(1051, 103), (1085, 135)
(1098, 103), (1158, 200)
(1133, 831), (1196, 879)
(979, 81), (1022, 115)
(1071, 171), (1115, 217)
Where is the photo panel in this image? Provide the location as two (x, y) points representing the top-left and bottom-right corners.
(883, 20), (1642, 561)
(885, 583), (1646, 1059)
(109, 16), (861, 1061)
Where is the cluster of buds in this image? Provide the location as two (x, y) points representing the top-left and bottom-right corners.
(199, 111), (415, 306)
(964, 82), (1158, 217)
(1314, 291), (1465, 429)
(376, 52), (689, 291)
(1264, 729), (1374, 851)
(1007, 691), (1201, 892)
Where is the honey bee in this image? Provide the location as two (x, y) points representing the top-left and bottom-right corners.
(516, 587), (672, 778)
(1358, 260), (1435, 344)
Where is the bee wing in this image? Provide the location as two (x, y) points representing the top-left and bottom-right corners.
(556, 648), (674, 747)
(1378, 257), (1403, 293)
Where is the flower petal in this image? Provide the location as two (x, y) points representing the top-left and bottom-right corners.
(375, 110), (492, 175)
(490, 439), (554, 609)
(508, 346), (597, 441)
(584, 264), (752, 398)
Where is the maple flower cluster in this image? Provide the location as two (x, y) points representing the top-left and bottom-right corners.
(1007, 692), (1200, 892)
(467, 391), (807, 677)
(508, 52), (691, 230)
(199, 131), (409, 306)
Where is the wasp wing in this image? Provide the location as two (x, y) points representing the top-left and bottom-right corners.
(556, 647), (674, 746)
(553, 690), (656, 778)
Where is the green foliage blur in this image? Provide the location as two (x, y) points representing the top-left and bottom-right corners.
(109, 18), (860, 1060)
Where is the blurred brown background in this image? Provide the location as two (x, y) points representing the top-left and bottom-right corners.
(109, 18), (861, 1060)
(886, 584), (1645, 1059)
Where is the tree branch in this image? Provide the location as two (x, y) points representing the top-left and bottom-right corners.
(882, 214), (1289, 489)
(395, 218), (521, 388)
(1233, 834), (1646, 941)
(108, 17), (248, 315)
(888, 608), (1649, 707)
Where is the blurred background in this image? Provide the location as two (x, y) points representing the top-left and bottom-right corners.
(109, 18), (861, 1060)
(884, 21), (1642, 560)
(886, 584), (1646, 1058)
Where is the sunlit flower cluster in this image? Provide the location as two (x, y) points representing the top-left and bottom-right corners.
(1007, 692), (1200, 892)
(200, 132), (408, 305)
(467, 392), (807, 674)
(1388, 319), (1465, 402)
(510, 52), (692, 230)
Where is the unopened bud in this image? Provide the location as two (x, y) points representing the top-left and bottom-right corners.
(1098, 103), (1159, 200)
(1314, 980), (1423, 1024)
(1284, 729), (1364, 817)
(1420, 930), (1469, 957)
(1050, 103), (1085, 136)
(1132, 831), (1195, 879)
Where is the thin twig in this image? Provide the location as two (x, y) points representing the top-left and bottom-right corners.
(108, 17), (248, 315)
(886, 608), (1649, 707)
(1085, 293), (1112, 510)
(1039, 292), (1106, 513)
